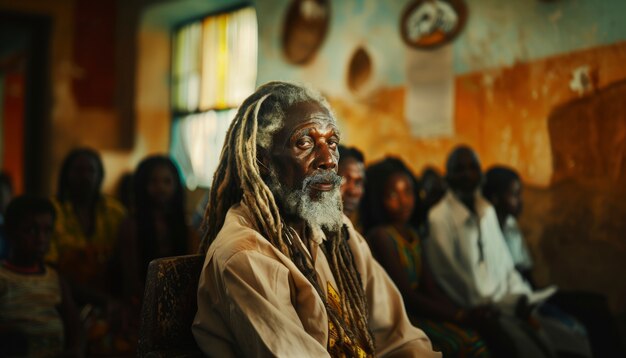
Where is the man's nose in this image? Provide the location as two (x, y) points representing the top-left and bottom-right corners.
(314, 144), (337, 170)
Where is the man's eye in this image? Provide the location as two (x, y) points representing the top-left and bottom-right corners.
(296, 137), (313, 148)
(328, 140), (338, 150)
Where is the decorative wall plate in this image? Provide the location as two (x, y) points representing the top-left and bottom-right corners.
(282, 0), (330, 65)
(400, 0), (467, 49)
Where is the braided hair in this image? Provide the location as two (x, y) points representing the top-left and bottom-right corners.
(199, 81), (375, 355)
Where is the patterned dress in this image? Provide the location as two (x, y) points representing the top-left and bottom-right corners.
(381, 226), (490, 357)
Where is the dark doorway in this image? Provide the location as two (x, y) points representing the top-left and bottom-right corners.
(0, 11), (51, 195)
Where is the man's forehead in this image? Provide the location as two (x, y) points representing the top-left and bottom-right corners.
(285, 101), (335, 124)
(273, 101), (340, 140)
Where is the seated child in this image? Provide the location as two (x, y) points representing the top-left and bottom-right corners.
(0, 196), (81, 357)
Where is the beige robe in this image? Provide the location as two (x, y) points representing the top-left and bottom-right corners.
(193, 203), (439, 357)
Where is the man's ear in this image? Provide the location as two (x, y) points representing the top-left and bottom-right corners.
(256, 146), (271, 177)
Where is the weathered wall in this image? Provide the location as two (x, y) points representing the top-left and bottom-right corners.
(353, 40), (626, 187)
(522, 180), (626, 314)
(521, 80), (626, 313)
(5, 0), (620, 190)
(0, 0), (138, 194)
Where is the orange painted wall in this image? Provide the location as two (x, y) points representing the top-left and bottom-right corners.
(331, 41), (626, 187)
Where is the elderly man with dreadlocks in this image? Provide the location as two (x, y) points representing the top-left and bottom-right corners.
(192, 82), (439, 357)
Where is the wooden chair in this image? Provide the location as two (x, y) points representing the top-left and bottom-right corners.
(138, 254), (205, 357)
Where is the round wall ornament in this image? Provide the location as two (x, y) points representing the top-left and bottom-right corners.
(282, 0), (330, 65)
(400, 0), (467, 49)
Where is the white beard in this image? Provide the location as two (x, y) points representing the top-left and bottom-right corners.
(266, 170), (343, 233)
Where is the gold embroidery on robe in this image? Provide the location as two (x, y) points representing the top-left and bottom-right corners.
(326, 281), (370, 358)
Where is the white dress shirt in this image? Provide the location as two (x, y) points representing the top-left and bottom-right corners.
(502, 215), (534, 271)
(426, 191), (532, 309)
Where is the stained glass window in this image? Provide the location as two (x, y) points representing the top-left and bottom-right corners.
(170, 6), (257, 189)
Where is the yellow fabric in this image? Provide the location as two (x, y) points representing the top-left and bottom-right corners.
(326, 281), (370, 358)
(0, 264), (64, 357)
(46, 196), (126, 285)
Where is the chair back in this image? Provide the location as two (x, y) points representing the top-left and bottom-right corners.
(138, 254), (205, 357)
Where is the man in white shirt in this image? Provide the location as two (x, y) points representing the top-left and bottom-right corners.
(426, 145), (584, 358)
(193, 82), (438, 357)
(427, 147), (533, 308)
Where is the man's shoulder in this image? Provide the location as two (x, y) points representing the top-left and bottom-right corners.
(428, 193), (453, 222)
(208, 205), (278, 266)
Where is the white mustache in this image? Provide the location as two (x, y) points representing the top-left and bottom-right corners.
(302, 172), (342, 189)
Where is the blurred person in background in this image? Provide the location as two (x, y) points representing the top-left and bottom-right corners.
(414, 167), (447, 238)
(117, 155), (198, 301)
(0, 196), (82, 357)
(427, 145), (592, 358)
(46, 148), (128, 355)
(338, 145), (365, 232)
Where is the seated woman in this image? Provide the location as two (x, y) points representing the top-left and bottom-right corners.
(117, 155), (198, 301)
(360, 157), (489, 357)
(47, 148), (127, 305)
(46, 148), (129, 355)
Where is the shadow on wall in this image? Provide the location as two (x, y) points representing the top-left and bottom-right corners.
(520, 80), (626, 316)
(549, 80), (626, 184)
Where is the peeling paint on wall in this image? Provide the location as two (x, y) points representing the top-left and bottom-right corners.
(569, 65), (593, 96)
(405, 45), (455, 138)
